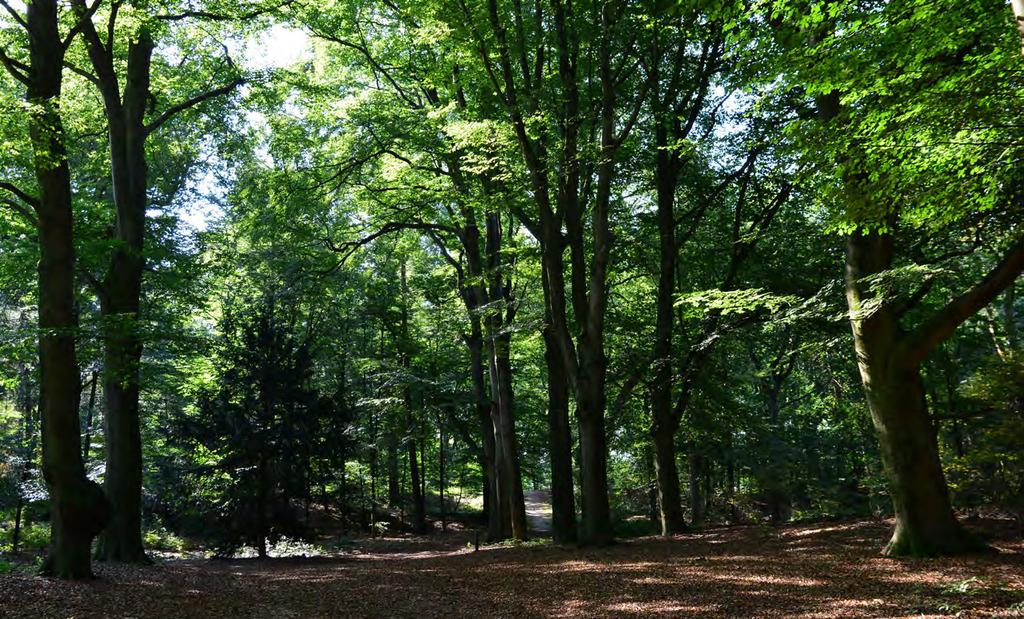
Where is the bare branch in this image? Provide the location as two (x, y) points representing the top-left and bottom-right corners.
(64, 61), (102, 87)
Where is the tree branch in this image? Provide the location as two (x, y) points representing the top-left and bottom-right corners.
(63, 0), (104, 50)
(144, 77), (244, 135)
(0, 0), (27, 31)
(900, 235), (1024, 366)
(0, 46), (29, 85)
(0, 199), (37, 226)
(156, 0), (295, 22)
(0, 182), (39, 209)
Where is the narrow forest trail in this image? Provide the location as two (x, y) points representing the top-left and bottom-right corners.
(524, 489), (553, 535)
(4, 519), (1024, 618)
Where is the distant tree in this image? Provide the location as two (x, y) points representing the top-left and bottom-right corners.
(176, 296), (352, 557)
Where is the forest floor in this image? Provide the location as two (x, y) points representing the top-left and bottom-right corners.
(2, 518), (1024, 618)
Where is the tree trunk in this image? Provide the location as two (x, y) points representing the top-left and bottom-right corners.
(689, 451), (704, 526)
(439, 424), (446, 532)
(652, 427), (685, 535)
(575, 366), (613, 546)
(407, 431), (426, 533)
(77, 25), (155, 564)
(81, 371), (97, 463)
(491, 333), (528, 540)
(12, 497), (23, 554)
(467, 324), (500, 540)
(386, 432), (400, 506)
(846, 231), (983, 556)
(26, 0), (108, 579)
(543, 322), (576, 544)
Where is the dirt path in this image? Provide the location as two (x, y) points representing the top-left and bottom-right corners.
(3, 519), (1023, 618)
(524, 489), (552, 535)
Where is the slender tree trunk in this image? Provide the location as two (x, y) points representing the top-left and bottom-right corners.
(386, 432), (400, 506)
(467, 325), (500, 539)
(439, 424), (446, 532)
(689, 451), (704, 526)
(12, 497), (23, 554)
(407, 429), (426, 533)
(81, 371), (97, 463)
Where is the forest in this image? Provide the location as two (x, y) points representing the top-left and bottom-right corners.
(1, 0), (1023, 616)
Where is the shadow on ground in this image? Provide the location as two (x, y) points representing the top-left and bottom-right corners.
(3, 519), (1023, 618)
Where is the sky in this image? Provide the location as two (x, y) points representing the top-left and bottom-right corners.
(176, 26), (311, 233)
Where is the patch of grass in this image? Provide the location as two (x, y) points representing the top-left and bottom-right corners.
(144, 527), (186, 552)
(6, 521), (50, 553)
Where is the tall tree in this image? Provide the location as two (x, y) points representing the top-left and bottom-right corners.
(69, 0), (243, 562)
(0, 0), (109, 578)
(452, 0), (647, 545)
(757, 0), (1024, 555)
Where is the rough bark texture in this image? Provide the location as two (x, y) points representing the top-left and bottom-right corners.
(25, 0), (109, 579)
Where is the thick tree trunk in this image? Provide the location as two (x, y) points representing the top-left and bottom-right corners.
(649, 169), (685, 534)
(27, 0), (108, 579)
(80, 26), (154, 564)
(543, 323), (576, 544)
(491, 334), (528, 539)
(488, 390), (513, 540)
(846, 231), (983, 556)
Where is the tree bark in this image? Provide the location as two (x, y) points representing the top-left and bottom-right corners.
(386, 432), (400, 506)
(845, 230), (989, 556)
(650, 111), (686, 535)
(21, 0), (109, 579)
(72, 12), (154, 564)
(400, 261), (426, 534)
(81, 371), (97, 463)
(467, 323), (500, 539)
(689, 451), (704, 526)
(543, 319), (576, 544)
(484, 210), (527, 540)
